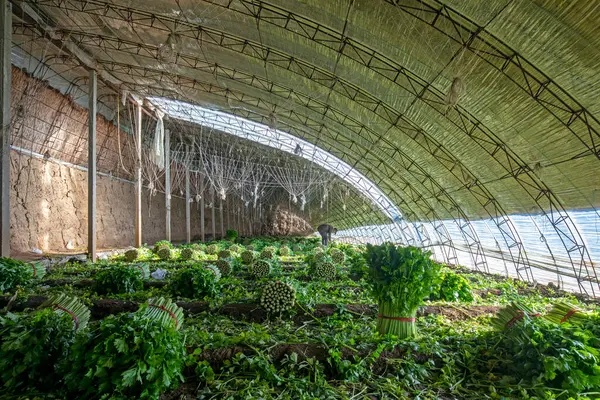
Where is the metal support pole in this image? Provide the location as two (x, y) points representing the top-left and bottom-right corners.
(87, 70), (97, 262)
(219, 198), (224, 239)
(165, 129), (171, 241)
(0, 0), (11, 257)
(134, 100), (142, 247)
(185, 146), (191, 244)
(211, 190), (216, 241)
(200, 173), (205, 242)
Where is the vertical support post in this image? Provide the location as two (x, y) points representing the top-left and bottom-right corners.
(200, 173), (205, 242)
(185, 146), (191, 244)
(226, 197), (230, 233)
(164, 129), (171, 241)
(240, 204), (244, 237)
(134, 99), (142, 247)
(0, 0), (11, 257)
(237, 203), (242, 236)
(248, 207), (252, 236)
(219, 198), (224, 239)
(87, 70), (97, 262)
(211, 190), (216, 241)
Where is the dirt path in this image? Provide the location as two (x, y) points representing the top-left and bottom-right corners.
(0, 296), (498, 322)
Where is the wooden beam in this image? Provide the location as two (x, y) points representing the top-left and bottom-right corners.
(134, 100), (142, 247)
(248, 206), (253, 236)
(200, 173), (205, 242)
(220, 198), (224, 239)
(87, 70), (97, 262)
(165, 129), (171, 241)
(0, 0), (10, 256)
(211, 190), (216, 241)
(238, 200), (244, 236)
(226, 197), (230, 234)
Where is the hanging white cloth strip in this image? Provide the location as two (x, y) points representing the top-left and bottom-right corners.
(150, 109), (166, 170)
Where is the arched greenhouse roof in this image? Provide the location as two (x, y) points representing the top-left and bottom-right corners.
(10, 0), (600, 295)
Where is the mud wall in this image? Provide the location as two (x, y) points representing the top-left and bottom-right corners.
(9, 150), (217, 253)
(8, 67), (237, 255)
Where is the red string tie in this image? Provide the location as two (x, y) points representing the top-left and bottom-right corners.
(505, 311), (524, 328)
(504, 311), (539, 328)
(377, 314), (416, 322)
(134, 265), (146, 277)
(53, 305), (79, 329)
(560, 309), (579, 324)
(149, 303), (179, 328)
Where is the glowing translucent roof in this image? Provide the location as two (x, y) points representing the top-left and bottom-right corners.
(150, 97), (418, 244)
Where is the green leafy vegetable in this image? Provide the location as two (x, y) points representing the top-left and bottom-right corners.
(364, 244), (440, 338)
(95, 264), (144, 294)
(65, 305), (185, 399)
(0, 294), (89, 391)
(170, 264), (219, 299)
(0, 258), (44, 292)
(429, 268), (474, 302)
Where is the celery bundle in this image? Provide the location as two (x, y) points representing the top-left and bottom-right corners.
(364, 244), (440, 338)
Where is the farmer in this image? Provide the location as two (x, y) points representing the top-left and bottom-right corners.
(317, 224), (337, 246)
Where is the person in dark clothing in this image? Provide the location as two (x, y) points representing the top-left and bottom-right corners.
(317, 224), (337, 246)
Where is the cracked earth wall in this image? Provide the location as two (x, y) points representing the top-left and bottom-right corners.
(9, 150), (217, 254)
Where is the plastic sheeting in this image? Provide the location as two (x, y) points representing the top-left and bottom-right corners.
(336, 210), (600, 296)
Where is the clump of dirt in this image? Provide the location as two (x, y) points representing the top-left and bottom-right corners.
(178, 301), (210, 314)
(159, 382), (198, 400)
(91, 299), (138, 318)
(0, 295), (47, 311)
(345, 304), (376, 315)
(271, 343), (328, 362)
(196, 346), (252, 368)
(474, 288), (502, 298)
(219, 303), (268, 322)
(419, 305), (500, 321)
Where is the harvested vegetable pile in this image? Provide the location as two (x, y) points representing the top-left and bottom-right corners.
(250, 259), (271, 278)
(1, 236), (597, 400)
(260, 280), (296, 313)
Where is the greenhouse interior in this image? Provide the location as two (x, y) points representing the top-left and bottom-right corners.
(0, 0), (599, 399)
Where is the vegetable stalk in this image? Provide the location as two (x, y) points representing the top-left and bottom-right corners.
(377, 301), (417, 338)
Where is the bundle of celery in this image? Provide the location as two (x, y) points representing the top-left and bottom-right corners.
(364, 244), (440, 338)
(491, 302), (542, 343)
(139, 297), (184, 330)
(545, 301), (590, 325)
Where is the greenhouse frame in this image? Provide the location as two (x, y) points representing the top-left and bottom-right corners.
(0, 1), (599, 398)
